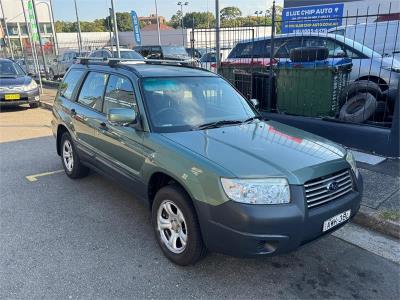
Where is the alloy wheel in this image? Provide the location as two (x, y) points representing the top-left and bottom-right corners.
(157, 200), (188, 254)
(62, 140), (74, 172)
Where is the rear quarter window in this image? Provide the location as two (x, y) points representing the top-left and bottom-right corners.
(59, 69), (84, 100)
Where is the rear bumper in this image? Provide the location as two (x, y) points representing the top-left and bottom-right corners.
(195, 174), (363, 257)
(0, 88), (40, 106)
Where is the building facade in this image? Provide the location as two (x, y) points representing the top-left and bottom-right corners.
(0, 0), (55, 58)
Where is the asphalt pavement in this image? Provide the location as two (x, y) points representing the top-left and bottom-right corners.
(1, 107), (399, 299)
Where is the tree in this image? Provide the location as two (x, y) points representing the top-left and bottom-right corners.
(183, 12), (215, 29)
(167, 11), (183, 28)
(105, 12), (133, 32)
(220, 6), (242, 21)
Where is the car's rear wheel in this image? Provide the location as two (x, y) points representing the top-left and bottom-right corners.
(152, 184), (206, 265)
(60, 132), (89, 178)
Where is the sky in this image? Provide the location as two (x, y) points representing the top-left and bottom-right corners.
(52, 0), (284, 22)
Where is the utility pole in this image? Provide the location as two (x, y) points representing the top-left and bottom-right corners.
(108, 8), (113, 47)
(73, 0), (82, 53)
(21, 0), (42, 91)
(49, 0), (58, 55)
(215, 0), (220, 73)
(269, 0), (276, 108)
(111, 0), (120, 58)
(0, 0), (14, 59)
(177, 2), (188, 47)
(32, 0), (49, 78)
(154, 0), (161, 45)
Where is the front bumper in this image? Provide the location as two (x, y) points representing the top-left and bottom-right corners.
(0, 88), (40, 106)
(195, 174), (363, 257)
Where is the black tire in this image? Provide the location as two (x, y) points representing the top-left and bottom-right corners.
(339, 93), (377, 123)
(29, 102), (39, 108)
(382, 87), (398, 111)
(60, 132), (89, 179)
(339, 80), (383, 106)
(152, 184), (207, 266)
(290, 47), (329, 62)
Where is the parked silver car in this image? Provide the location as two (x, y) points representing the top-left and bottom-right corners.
(48, 50), (89, 80)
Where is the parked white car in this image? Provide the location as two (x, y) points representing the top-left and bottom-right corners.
(328, 21), (400, 59)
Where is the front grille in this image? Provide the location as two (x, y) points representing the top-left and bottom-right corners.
(304, 169), (353, 209)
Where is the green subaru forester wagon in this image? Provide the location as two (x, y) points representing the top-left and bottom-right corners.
(52, 58), (363, 265)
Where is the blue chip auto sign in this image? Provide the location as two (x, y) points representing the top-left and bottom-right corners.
(282, 3), (344, 34)
(131, 10), (142, 45)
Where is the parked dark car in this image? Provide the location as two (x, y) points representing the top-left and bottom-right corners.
(52, 58), (362, 265)
(0, 58), (40, 108)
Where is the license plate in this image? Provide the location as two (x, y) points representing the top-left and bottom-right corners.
(5, 94), (20, 100)
(323, 210), (351, 232)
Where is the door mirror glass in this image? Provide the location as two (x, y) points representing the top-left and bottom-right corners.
(250, 98), (260, 109)
(107, 108), (137, 124)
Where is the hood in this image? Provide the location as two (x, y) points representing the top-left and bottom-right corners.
(0, 75), (32, 87)
(379, 56), (400, 70)
(162, 121), (347, 184)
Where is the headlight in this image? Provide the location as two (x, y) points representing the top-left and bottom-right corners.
(23, 80), (38, 91)
(346, 150), (359, 178)
(221, 178), (290, 204)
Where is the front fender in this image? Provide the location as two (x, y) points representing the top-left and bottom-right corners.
(141, 135), (233, 207)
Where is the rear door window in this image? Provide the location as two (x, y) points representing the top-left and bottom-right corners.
(59, 69), (84, 100)
(103, 75), (137, 113)
(77, 72), (108, 111)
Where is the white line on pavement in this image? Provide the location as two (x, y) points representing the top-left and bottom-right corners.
(333, 222), (400, 264)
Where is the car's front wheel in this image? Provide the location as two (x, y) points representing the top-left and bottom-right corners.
(60, 132), (89, 178)
(152, 184), (207, 265)
(29, 102), (39, 108)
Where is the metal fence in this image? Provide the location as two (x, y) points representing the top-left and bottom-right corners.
(189, 4), (399, 132)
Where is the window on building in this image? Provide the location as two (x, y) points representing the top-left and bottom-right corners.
(7, 23), (19, 36)
(20, 24), (28, 35)
(45, 23), (52, 34)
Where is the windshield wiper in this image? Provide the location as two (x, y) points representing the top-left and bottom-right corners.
(243, 116), (264, 123)
(194, 119), (243, 130)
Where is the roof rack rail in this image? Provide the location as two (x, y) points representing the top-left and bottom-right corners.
(77, 57), (108, 65)
(76, 56), (197, 68)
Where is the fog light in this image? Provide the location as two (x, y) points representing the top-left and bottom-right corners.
(34, 96), (40, 101)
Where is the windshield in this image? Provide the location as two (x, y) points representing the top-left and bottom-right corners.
(161, 46), (190, 57)
(114, 50), (143, 59)
(334, 35), (382, 58)
(0, 60), (26, 77)
(142, 77), (256, 133)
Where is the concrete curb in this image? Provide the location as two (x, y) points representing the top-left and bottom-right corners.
(353, 206), (400, 239)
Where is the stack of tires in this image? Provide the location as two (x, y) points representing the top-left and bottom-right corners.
(338, 80), (396, 124)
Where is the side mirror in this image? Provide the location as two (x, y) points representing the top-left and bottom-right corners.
(250, 98), (260, 109)
(107, 108), (137, 125)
